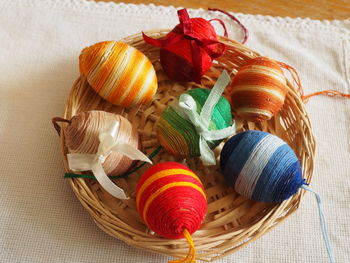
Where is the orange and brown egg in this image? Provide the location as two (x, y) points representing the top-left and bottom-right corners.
(230, 57), (288, 122)
(79, 41), (158, 107)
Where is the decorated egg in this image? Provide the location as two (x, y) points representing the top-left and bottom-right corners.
(143, 9), (225, 83)
(64, 110), (139, 176)
(230, 57), (288, 122)
(136, 162), (207, 239)
(220, 130), (303, 202)
(79, 41), (158, 107)
(157, 88), (232, 159)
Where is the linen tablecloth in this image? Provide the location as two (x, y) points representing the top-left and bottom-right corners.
(0, 0), (349, 262)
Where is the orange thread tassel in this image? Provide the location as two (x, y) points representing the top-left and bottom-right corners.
(168, 229), (197, 263)
(278, 61), (350, 103)
(302, 90), (350, 103)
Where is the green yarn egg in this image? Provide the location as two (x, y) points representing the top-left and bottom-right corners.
(157, 88), (232, 158)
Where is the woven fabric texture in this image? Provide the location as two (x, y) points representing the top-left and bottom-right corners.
(0, 0), (349, 262)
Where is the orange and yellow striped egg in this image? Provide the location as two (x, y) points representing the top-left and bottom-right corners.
(136, 162), (207, 239)
(230, 56), (288, 122)
(79, 41), (158, 107)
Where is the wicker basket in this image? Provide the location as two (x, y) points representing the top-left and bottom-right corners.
(57, 30), (316, 262)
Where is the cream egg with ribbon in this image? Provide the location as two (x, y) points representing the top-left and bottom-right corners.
(53, 110), (151, 199)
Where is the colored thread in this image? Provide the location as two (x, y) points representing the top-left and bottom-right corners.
(301, 185), (335, 263)
(208, 18), (228, 38)
(157, 88), (232, 159)
(64, 146), (162, 179)
(142, 181), (205, 224)
(62, 111), (139, 176)
(208, 8), (249, 44)
(79, 41), (157, 107)
(52, 117), (71, 136)
(220, 130), (303, 202)
(136, 162), (207, 239)
(277, 61), (304, 98)
(230, 57), (288, 122)
(278, 61), (350, 103)
(143, 8), (227, 83)
(168, 229), (196, 263)
(303, 90), (350, 102)
(136, 168), (200, 206)
(136, 162), (206, 262)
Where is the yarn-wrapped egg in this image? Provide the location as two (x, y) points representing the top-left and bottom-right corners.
(143, 9), (226, 83)
(157, 88), (232, 158)
(230, 57), (288, 122)
(220, 130), (303, 202)
(64, 110), (138, 176)
(79, 41), (158, 107)
(136, 162), (207, 239)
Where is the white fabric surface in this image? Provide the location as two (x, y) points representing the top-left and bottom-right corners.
(0, 0), (349, 262)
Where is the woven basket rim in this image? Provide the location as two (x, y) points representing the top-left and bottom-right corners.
(56, 30), (316, 262)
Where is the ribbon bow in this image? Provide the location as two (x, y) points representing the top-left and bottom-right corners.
(67, 121), (152, 199)
(175, 70), (236, 165)
(142, 9), (227, 83)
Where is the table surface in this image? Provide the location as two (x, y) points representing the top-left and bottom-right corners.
(1, 1), (349, 263)
(100, 0), (350, 20)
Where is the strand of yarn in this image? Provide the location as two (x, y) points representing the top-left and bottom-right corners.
(278, 61), (350, 103)
(301, 185), (335, 263)
(277, 61), (303, 98)
(52, 117), (71, 136)
(302, 90), (350, 102)
(208, 8), (249, 44)
(64, 146), (162, 179)
(64, 111), (139, 176)
(168, 229), (196, 263)
(208, 18), (228, 37)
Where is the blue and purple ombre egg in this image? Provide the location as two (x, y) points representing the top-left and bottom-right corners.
(220, 130), (304, 203)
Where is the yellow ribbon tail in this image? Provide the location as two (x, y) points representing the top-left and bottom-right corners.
(168, 229), (197, 263)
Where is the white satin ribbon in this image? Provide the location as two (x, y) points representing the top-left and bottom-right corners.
(67, 120), (152, 199)
(175, 70), (236, 165)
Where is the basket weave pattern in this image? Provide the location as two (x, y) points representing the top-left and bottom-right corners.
(59, 31), (315, 261)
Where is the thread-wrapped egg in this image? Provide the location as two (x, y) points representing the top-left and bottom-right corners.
(157, 88), (232, 158)
(220, 130), (303, 202)
(79, 41), (158, 107)
(64, 110), (138, 176)
(136, 162), (207, 239)
(143, 9), (225, 83)
(230, 57), (288, 122)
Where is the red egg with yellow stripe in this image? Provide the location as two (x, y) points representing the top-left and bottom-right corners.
(136, 162), (207, 239)
(79, 41), (158, 107)
(230, 56), (287, 122)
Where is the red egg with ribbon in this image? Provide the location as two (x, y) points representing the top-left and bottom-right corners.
(142, 9), (227, 83)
